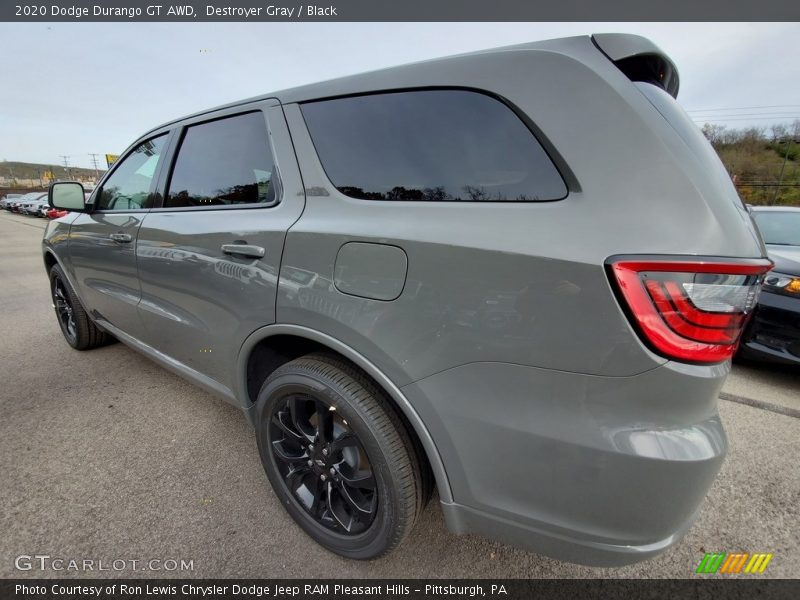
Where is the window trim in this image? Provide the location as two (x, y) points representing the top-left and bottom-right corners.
(153, 109), (282, 213)
(298, 86), (572, 204)
(90, 132), (171, 214)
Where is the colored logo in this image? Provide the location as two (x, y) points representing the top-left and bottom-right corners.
(696, 552), (773, 574)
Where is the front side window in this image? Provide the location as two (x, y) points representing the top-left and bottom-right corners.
(300, 89), (567, 202)
(97, 135), (166, 211)
(165, 112), (276, 208)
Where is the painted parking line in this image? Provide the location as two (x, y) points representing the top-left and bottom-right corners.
(719, 391), (800, 419)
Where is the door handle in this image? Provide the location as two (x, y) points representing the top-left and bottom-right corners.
(221, 243), (266, 258)
(109, 233), (132, 243)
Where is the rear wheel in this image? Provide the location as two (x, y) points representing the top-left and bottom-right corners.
(255, 353), (423, 559)
(49, 264), (111, 350)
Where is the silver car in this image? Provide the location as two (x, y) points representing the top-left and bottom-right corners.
(0, 193), (23, 209)
(7, 191), (42, 211)
(28, 198), (49, 216)
(19, 193), (47, 215)
(42, 34), (770, 565)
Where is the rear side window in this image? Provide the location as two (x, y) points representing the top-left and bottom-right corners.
(300, 90), (567, 202)
(165, 111), (276, 208)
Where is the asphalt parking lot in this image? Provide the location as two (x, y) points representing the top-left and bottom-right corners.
(1, 211), (798, 579)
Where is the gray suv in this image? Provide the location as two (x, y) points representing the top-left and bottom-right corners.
(43, 34), (771, 565)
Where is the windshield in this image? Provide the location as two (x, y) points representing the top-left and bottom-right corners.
(752, 211), (800, 246)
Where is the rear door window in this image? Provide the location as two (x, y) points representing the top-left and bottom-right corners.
(300, 90), (567, 202)
(165, 111), (276, 208)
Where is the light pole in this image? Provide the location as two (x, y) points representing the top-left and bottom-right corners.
(59, 155), (71, 180)
(88, 153), (100, 182)
(772, 138), (799, 205)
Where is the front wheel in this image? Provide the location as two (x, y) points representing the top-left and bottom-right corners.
(49, 264), (111, 350)
(255, 353), (424, 559)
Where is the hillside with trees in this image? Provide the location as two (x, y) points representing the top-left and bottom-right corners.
(0, 161), (103, 191)
(702, 121), (800, 206)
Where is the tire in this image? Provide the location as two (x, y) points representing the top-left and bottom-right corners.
(255, 352), (424, 559)
(49, 264), (111, 350)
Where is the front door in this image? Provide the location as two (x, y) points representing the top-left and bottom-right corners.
(69, 134), (168, 334)
(135, 102), (304, 391)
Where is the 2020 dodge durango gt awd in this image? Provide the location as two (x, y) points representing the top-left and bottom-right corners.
(42, 34), (770, 565)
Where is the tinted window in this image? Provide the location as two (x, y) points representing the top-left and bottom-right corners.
(301, 90), (567, 202)
(166, 112), (275, 208)
(97, 135), (166, 211)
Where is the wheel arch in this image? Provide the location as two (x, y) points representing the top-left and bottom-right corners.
(237, 323), (453, 503)
(43, 248), (58, 272)
(43, 248), (81, 297)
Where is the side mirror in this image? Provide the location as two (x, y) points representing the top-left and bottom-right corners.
(49, 182), (88, 212)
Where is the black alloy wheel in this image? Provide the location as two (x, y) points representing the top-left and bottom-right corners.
(52, 274), (77, 344)
(255, 353), (426, 559)
(48, 264), (111, 350)
(269, 393), (377, 534)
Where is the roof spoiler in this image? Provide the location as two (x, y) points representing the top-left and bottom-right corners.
(592, 33), (680, 99)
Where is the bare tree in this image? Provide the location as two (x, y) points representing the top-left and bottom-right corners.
(770, 123), (788, 142)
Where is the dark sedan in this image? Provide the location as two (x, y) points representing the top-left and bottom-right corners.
(740, 206), (800, 364)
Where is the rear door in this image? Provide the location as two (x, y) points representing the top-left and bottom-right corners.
(135, 100), (305, 391)
(68, 134), (168, 334)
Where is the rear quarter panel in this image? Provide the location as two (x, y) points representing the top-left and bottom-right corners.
(276, 38), (764, 385)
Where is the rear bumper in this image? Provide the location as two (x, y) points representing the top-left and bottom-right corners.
(402, 360), (728, 566)
(740, 290), (800, 365)
(440, 500), (702, 567)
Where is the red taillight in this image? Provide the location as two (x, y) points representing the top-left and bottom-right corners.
(608, 258), (773, 363)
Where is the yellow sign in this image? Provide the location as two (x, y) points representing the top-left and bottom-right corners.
(105, 154), (120, 168)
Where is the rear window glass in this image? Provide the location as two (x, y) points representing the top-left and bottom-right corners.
(300, 90), (567, 202)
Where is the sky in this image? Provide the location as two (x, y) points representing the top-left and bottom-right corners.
(1, 22), (799, 169)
